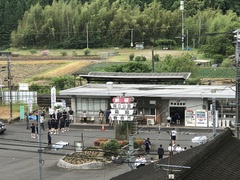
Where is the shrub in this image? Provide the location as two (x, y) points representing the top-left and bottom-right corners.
(102, 139), (120, 157)
(153, 54), (160, 62)
(141, 55), (146, 61)
(129, 53), (134, 61)
(221, 59), (231, 67)
(135, 55), (146, 61)
(72, 51), (78, 57)
(30, 49), (37, 54)
(60, 51), (67, 56)
(212, 54), (223, 64)
(83, 48), (91, 56)
(135, 56), (141, 61)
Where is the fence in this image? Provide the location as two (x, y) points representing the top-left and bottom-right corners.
(1, 91), (37, 104)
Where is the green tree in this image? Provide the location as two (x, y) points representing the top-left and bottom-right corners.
(155, 53), (198, 76)
(51, 75), (75, 90)
(105, 62), (151, 73)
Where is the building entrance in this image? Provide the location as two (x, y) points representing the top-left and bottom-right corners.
(170, 107), (185, 125)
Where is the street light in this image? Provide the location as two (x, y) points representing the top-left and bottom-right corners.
(0, 52), (12, 123)
(180, 0), (184, 50)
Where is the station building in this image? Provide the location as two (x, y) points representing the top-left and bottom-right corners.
(59, 72), (235, 127)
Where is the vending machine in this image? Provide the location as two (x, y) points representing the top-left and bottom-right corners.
(195, 110), (208, 127)
(185, 109), (196, 127)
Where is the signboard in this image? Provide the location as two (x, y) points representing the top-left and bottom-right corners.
(196, 110), (208, 127)
(19, 83), (29, 91)
(112, 97), (134, 103)
(20, 106), (25, 120)
(51, 87), (56, 109)
(110, 96), (135, 121)
(185, 109), (196, 127)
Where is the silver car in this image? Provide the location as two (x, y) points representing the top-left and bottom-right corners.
(0, 121), (6, 134)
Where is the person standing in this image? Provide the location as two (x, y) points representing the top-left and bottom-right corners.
(167, 116), (171, 127)
(68, 108), (74, 123)
(157, 144), (164, 160)
(171, 128), (177, 145)
(83, 111), (87, 123)
(48, 131), (52, 146)
(39, 112), (45, 131)
(99, 109), (104, 124)
(144, 138), (151, 155)
(30, 123), (36, 138)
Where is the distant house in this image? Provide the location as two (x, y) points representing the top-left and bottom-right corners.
(135, 42), (144, 50)
(111, 128), (240, 180)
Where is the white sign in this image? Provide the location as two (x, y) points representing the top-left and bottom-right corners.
(19, 83), (29, 91)
(51, 87), (56, 109)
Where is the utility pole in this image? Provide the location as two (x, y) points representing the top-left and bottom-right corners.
(180, 0), (184, 50)
(86, 23), (89, 49)
(7, 53), (13, 123)
(234, 29), (240, 138)
(0, 52), (13, 123)
(130, 29), (133, 47)
(38, 110), (43, 180)
(152, 47), (154, 73)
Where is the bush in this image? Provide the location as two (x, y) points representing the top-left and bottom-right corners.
(72, 51), (78, 57)
(60, 51), (68, 56)
(83, 48), (91, 56)
(129, 53), (134, 61)
(102, 139), (120, 157)
(153, 54), (160, 62)
(141, 55), (146, 61)
(134, 56), (141, 61)
(221, 59), (232, 67)
(30, 49), (37, 54)
(212, 54), (223, 64)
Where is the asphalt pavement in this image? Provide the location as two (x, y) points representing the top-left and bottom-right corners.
(0, 120), (226, 180)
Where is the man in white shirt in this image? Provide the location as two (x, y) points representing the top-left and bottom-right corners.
(135, 156), (141, 169)
(175, 144), (182, 153)
(171, 128), (177, 145)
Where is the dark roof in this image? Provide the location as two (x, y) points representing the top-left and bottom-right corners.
(79, 72), (191, 84)
(111, 128), (240, 180)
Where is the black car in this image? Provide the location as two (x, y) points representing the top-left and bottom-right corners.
(0, 121), (6, 134)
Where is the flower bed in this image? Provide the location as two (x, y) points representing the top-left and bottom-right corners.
(93, 138), (144, 149)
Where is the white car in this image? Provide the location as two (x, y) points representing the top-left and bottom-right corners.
(0, 121), (6, 134)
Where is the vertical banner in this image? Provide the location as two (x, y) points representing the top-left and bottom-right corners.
(20, 106), (24, 120)
(27, 98), (33, 113)
(61, 99), (66, 109)
(51, 87), (56, 109)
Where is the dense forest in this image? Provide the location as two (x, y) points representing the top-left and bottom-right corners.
(0, 0), (240, 56)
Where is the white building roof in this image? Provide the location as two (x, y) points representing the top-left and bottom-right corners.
(59, 84), (235, 99)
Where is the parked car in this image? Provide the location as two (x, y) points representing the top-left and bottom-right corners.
(0, 121), (6, 134)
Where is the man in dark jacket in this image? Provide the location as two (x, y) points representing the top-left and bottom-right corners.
(157, 144), (164, 160)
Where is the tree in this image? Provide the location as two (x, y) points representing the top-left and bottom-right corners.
(155, 53), (198, 76)
(105, 62), (151, 73)
(51, 75), (75, 90)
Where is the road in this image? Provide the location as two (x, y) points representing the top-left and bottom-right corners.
(0, 121), (216, 180)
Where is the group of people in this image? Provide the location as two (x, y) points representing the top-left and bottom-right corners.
(29, 108), (74, 147)
(134, 155), (147, 169)
(48, 109), (71, 134)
